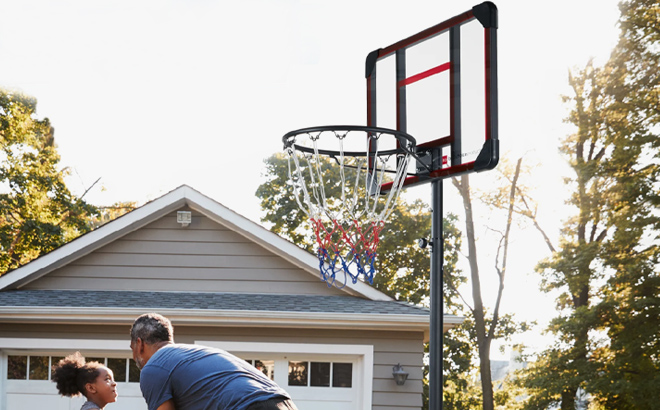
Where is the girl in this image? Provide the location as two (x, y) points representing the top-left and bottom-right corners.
(52, 352), (118, 410)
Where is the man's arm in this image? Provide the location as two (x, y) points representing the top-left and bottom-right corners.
(140, 364), (174, 410)
(156, 399), (175, 410)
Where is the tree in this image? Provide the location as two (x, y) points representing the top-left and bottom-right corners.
(587, 0), (660, 407)
(0, 89), (99, 275)
(255, 153), (312, 248)
(608, 0), (659, 130)
(518, 0), (660, 407)
(518, 61), (610, 410)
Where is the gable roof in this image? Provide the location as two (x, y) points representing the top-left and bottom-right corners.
(0, 185), (390, 301)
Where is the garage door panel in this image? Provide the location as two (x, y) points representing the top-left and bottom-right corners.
(287, 385), (356, 400)
(295, 400), (354, 410)
(7, 392), (83, 410)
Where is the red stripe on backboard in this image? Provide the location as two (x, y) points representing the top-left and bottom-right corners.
(399, 62), (450, 87)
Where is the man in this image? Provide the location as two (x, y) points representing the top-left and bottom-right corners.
(130, 313), (298, 410)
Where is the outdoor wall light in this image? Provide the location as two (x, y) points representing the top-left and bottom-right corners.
(392, 363), (409, 386)
(177, 211), (192, 227)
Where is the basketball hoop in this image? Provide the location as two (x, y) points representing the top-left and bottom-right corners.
(282, 125), (416, 287)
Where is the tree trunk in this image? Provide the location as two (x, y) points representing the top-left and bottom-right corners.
(561, 389), (576, 410)
(454, 175), (494, 410)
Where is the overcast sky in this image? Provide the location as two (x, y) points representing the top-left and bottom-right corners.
(0, 0), (623, 358)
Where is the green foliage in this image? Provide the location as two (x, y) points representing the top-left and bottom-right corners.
(586, 1), (660, 407)
(255, 153), (313, 248)
(0, 89), (98, 275)
(375, 206), (463, 306)
(91, 202), (138, 229)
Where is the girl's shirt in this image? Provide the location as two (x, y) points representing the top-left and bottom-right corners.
(80, 400), (101, 410)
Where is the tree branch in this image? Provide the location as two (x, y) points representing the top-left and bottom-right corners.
(513, 185), (556, 253)
(80, 177), (101, 200)
(443, 270), (474, 312)
(488, 158), (521, 340)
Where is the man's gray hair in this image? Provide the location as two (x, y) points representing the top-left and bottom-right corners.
(130, 313), (174, 345)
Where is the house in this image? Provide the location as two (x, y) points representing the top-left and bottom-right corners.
(0, 185), (461, 410)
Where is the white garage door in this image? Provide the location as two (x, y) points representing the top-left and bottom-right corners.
(2, 343), (372, 410)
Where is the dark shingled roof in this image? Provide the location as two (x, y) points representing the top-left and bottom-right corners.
(0, 290), (429, 316)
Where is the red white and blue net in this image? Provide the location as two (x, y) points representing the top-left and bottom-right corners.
(283, 126), (415, 287)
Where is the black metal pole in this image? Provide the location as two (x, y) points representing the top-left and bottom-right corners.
(429, 179), (443, 410)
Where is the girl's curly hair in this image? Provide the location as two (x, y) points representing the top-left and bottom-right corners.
(52, 352), (103, 397)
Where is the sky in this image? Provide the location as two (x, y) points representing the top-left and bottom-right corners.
(0, 0), (623, 359)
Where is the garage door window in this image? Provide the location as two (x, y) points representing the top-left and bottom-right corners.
(7, 356), (50, 380)
(245, 359), (275, 381)
(288, 361), (352, 388)
(6, 355), (140, 382)
(332, 363), (353, 388)
(29, 356), (49, 380)
(7, 355), (27, 379)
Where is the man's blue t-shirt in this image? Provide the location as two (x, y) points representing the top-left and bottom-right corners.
(139, 344), (290, 410)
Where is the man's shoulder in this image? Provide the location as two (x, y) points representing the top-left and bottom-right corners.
(149, 343), (213, 363)
(170, 343), (227, 355)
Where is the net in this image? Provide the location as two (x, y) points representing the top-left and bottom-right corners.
(282, 126), (416, 287)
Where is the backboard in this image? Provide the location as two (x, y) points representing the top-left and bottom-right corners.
(366, 1), (499, 190)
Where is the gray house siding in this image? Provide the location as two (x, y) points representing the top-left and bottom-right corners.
(23, 209), (345, 296)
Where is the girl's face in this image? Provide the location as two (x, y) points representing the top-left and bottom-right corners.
(88, 367), (118, 407)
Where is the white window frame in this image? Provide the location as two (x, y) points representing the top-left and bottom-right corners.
(197, 341), (374, 410)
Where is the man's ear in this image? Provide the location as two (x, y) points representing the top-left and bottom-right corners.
(136, 337), (145, 353)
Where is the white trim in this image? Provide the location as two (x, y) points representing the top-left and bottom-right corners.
(0, 185), (392, 301)
(198, 341), (374, 410)
(0, 351), (6, 410)
(0, 307), (438, 333)
(200, 341), (373, 356)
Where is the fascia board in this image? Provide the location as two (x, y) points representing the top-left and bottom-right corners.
(0, 307), (448, 332)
